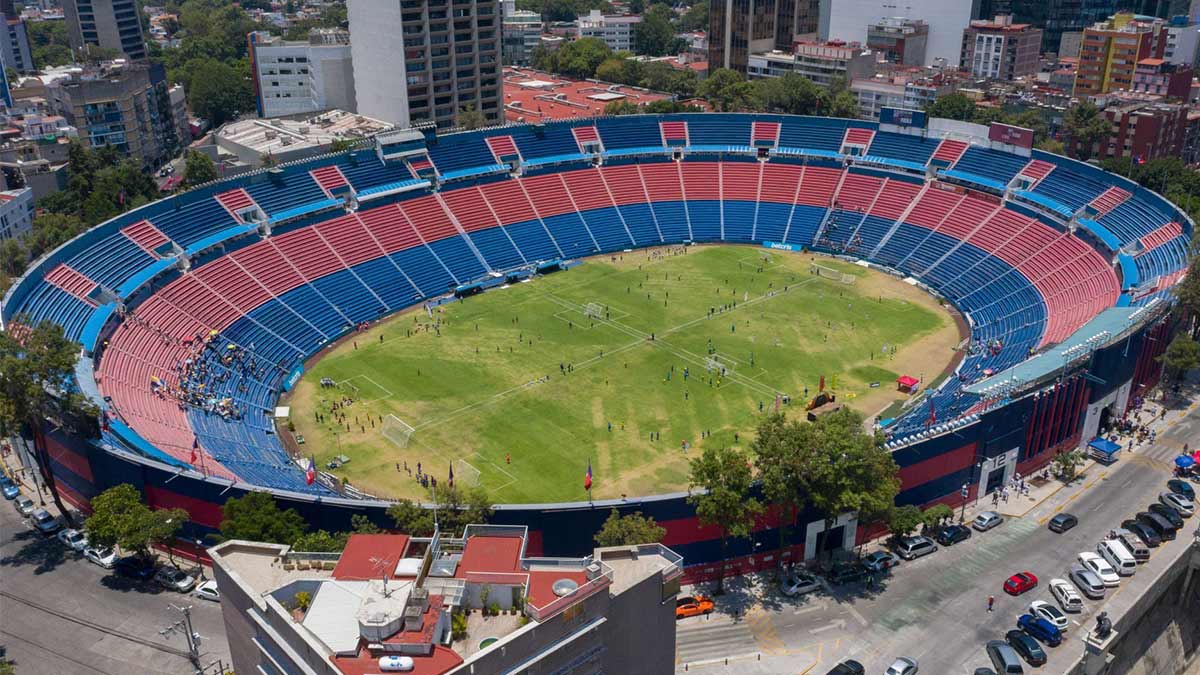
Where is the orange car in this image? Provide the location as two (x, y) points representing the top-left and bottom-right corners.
(675, 595), (715, 619)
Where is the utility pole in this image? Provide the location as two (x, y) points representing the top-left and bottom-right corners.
(160, 604), (201, 672)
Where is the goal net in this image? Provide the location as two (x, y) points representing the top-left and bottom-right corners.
(584, 302), (605, 320)
(810, 263), (857, 285)
(452, 458), (481, 488)
(704, 354), (737, 376)
(382, 414), (415, 449)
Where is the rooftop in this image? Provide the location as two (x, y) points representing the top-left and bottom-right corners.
(502, 67), (671, 122)
(216, 110), (393, 156)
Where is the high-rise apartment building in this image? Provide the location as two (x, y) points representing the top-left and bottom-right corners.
(867, 17), (929, 65)
(961, 15), (1043, 80)
(746, 40), (878, 85)
(709, 0), (817, 73)
(502, 0), (542, 65)
(982, 0), (1122, 53)
(349, 0), (502, 129)
(64, 0), (148, 61)
(817, 0), (975, 67)
(248, 29), (356, 119)
(0, 0), (32, 74)
(1075, 13), (1169, 95)
(1070, 95), (1187, 160)
(576, 10), (641, 52)
(1163, 15), (1200, 65)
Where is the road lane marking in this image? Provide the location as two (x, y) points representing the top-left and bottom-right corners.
(809, 620), (846, 634)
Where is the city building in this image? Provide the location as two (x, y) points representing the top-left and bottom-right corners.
(1071, 93), (1187, 160)
(1075, 13), (1169, 96)
(709, 0), (814, 73)
(348, 0), (502, 129)
(1182, 108), (1200, 163)
(1131, 57), (1194, 97)
(980, 0), (1122, 54)
(0, 1), (33, 74)
(1163, 15), (1200, 65)
(248, 29), (356, 119)
(44, 61), (186, 169)
(502, 1), (543, 66)
(817, 0), (974, 67)
(747, 40), (878, 86)
(867, 17), (929, 66)
(63, 0), (148, 61)
(502, 66), (671, 121)
(961, 15), (1043, 80)
(576, 9), (641, 52)
(851, 67), (963, 119)
(0, 186), (33, 241)
(213, 109), (392, 167)
(210, 528), (681, 675)
(1059, 31), (1083, 58)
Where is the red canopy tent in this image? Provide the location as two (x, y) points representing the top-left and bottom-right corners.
(897, 375), (919, 393)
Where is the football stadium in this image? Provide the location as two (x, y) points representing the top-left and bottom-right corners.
(2, 112), (1191, 576)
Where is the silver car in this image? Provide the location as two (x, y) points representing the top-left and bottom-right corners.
(1069, 564), (1105, 599)
(14, 495), (34, 516)
(973, 511), (1004, 532)
(885, 656), (918, 675)
(1160, 492), (1194, 517)
(896, 535), (938, 560)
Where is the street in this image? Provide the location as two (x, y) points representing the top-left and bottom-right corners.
(0, 496), (231, 675)
(677, 395), (1200, 674)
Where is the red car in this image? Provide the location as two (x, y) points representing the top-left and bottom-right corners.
(1004, 572), (1038, 596)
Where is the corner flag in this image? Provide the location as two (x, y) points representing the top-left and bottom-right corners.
(584, 460), (593, 491)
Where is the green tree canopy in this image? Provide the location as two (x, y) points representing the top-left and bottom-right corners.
(595, 56), (643, 86)
(639, 61), (698, 98)
(594, 508), (667, 546)
(753, 412), (813, 551)
(292, 530), (348, 552)
(1064, 102), (1112, 161)
(457, 105), (488, 130)
(886, 504), (924, 539)
(688, 444), (762, 593)
(699, 68), (754, 112)
(1158, 333), (1200, 385)
(921, 503), (954, 531)
(925, 93), (977, 122)
(219, 491), (308, 544)
(186, 59), (254, 126)
(388, 498), (437, 536)
(558, 37), (613, 78)
(753, 73), (823, 115)
(183, 150), (218, 188)
(604, 100), (641, 115)
(632, 5), (684, 56)
(28, 20), (74, 69)
(85, 483), (188, 557)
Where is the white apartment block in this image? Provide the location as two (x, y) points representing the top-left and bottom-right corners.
(818, 0), (973, 67)
(250, 29), (356, 119)
(577, 9), (641, 52)
(0, 188), (34, 241)
(1164, 20), (1200, 67)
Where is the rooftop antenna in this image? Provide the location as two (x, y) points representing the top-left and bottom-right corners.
(369, 555), (394, 596)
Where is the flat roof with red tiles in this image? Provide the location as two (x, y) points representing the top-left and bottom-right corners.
(331, 644), (464, 675)
(332, 533), (411, 580)
(453, 534), (590, 608)
(503, 67), (671, 122)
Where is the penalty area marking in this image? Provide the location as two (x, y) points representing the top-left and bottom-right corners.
(338, 374), (394, 403)
(551, 304), (630, 329)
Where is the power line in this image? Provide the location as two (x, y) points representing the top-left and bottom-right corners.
(0, 590), (191, 659)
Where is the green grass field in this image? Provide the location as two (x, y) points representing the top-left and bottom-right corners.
(286, 246), (960, 503)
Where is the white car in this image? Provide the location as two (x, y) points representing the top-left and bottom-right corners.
(1029, 600), (1069, 630)
(194, 579), (220, 602)
(1160, 492), (1194, 517)
(84, 546), (118, 569)
(1078, 552), (1120, 587)
(780, 571), (821, 597)
(1049, 578), (1084, 613)
(885, 656), (918, 675)
(56, 528), (87, 552)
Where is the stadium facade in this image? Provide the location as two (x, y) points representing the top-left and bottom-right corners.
(2, 113), (1191, 579)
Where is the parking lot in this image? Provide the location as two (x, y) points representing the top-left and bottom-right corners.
(0, 494), (231, 675)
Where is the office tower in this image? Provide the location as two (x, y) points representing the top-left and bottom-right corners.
(63, 0), (148, 61)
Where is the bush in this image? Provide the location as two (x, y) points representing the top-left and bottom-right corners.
(488, 602), (501, 617)
(451, 611), (468, 640)
(293, 591), (312, 612)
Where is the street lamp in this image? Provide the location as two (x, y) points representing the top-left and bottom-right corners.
(959, 483), (969, 523)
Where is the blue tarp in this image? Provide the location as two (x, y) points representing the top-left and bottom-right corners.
(81, 303), (118, 353)
(942, 168), (1008, 193)
(117, 256), (176, 299)
(1078, 218), (1123, 252)
(1088, 438), (1121, 457)
(1117, 253), (1140, 289)
(184, 223), (258, 257)
(267, 198), (341, 225)
(1013, 190), (1074, 219)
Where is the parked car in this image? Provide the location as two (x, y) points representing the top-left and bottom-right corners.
(156, 567), (198, 593)
(825, 660), (865, 675)
(31, 508), (61, 535)
(1136, 511), (1177, 540)
(56, 528), (87, 552)
(781, 570), (821, 597)
(194, 579), (220, 602)
(675, 595), (714, 619)
(827, 562), (870, 585)
(1121, 519), (1162, 547)
(1047, 513), (1078, 533)
(1017, 614), (1063, 647)
(1077, 552), (1120, 587)
(1003, 572), (1038, 596)
(884, 657), (918, 675)
(1147, 503), (1185, 529)
(1166, 479), (1195, 501)
(1029, 600), (1069, 630)
(862, 551), (900, 573)
(1005, 630), (1047, 666)
(1069, 564), (1106, 599)
(986, 640), (1025, 675)
(937, 524), (972, 546)
(0, 476), (19, 500)
(14, 495), (34, 516)
(895, 535), (938, 560)
(1049, 578), (1084, 613)
(1159, 492), (1194, 517)
(84, 546), (118, 569)
(973, 511), (1004, 532)
(114, 556), (157, 582)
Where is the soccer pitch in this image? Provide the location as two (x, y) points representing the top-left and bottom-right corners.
(286, 246), (962, 503)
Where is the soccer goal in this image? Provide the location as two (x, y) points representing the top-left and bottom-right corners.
(704, 354), (737, 376)
(583, 302), (606, 320)
(810, 263), (857, 285)
(453, 458), (482, 488)
(382, 414), (415, 449)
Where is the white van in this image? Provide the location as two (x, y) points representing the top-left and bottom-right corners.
(1098, 538), (1137, 576)
(1113, 528), (1150, 563)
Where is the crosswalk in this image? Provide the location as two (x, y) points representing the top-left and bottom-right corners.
(675, 616), (758, 664)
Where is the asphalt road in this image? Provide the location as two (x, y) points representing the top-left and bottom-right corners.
(677, 395), (1200, 675)
(0, 497), (231, 675)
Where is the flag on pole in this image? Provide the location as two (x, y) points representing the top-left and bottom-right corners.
(306, 455), (316, 485)
(448, 462), (454, 488)
(190, 437), (199, 464)
(584, 460), (593, 491)
(926, 399), (937, 426)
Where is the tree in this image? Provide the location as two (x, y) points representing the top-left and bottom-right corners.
(594, 508), (667, 546)
(632, 5), (683, 57)
(886, 504), (923, 540)
(540, 0), (578, 22)
(0, 318), (94, 528)
(85, 484), (188, 558)
(925, 93), (977, 122)
(351, 513), (382, 534)
(183, 150), (218, 188)
(435, 485), (494, 534)
(678, 2), (707, 31)
(603, 100), (640, 115)
(699, 68), (754, 112)
(0, 238), (26, 278)
(1051, 449), (1085, 483)
(1158, 333), (1200, 387)
(292, 529), (348, 552)
(920, 503), (954, 531)
(457, 105), (487, 130)
(753, 412), (812, 552)
(1175, 257), (1200, 318)
(387, 498), (436, 536)
(823, 89), (860, 119)
(1064, 102), (1112, 162)
(688, 445), (762, 594)
(28, 20), (73, 69)
(218, 491), (307, 544)
(187, 59), (254, 126)
(640, 61), (697, 97)
(753, 73), (823, 115)
(595, 56), (642, 86)
(555, 37), (612, 78)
